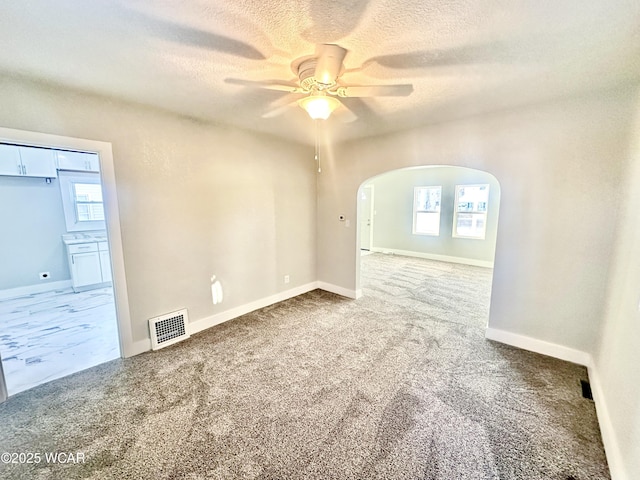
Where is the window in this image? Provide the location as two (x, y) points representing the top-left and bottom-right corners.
(413, 186), (442, 235)
(59, 171), (106, 232)
(73, 183), (105, 222)
(453, 184), (489, 239)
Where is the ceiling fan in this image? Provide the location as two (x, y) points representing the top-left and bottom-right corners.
(226, 44), (414, 121)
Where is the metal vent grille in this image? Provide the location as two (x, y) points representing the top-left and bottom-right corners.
(580, 379), (593, 400)
(149, 309), (190, 350)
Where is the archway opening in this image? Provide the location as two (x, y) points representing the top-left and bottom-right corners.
(355, 165), (501, 329)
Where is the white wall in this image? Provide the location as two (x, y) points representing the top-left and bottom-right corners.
(0, 74), (316, 346)
(318, 89), (640, 477)
(0, 175), (69, 290)
(2, 71), (638, 477)
(318, 86), (634, 355)
(365, 166), (500, 265)
(592, 90), (640, 479)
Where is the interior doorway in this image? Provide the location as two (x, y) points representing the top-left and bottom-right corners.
(359, 184), (374, 251)
(355, 165), (500, 316)
(0, 128), (131, 401)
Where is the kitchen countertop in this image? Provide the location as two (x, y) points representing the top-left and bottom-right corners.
(62, 232), (108, 245)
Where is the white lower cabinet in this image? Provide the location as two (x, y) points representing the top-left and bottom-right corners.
(67, 241), (112, 291)
(71, 251), (103, 289)
(99, 242), (112, 283)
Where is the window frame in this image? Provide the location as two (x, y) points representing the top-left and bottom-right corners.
(452, 183), (490, 240)
(58, 171), (106, 232)
(73, 183), (105, 222)
(412, 185), (442, 236)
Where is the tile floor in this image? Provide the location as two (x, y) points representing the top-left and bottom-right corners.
(0, 286), (120, 396)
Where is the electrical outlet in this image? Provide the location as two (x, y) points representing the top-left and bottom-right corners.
(284, 275), (290, 284)
(39, 272), (50, 280)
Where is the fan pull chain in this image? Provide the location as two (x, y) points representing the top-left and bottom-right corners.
(315, 120), (321, 173)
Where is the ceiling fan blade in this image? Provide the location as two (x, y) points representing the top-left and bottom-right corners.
(362, 42), (523, 70)
(365, 51), (455, 69)
(225, 78), (302, 92)
(335, 102), (358, 123)
(262, 93), (306, 118)
(315, 44), (348, 84)
(120, 7), (265, 60)
(339, 84), (414, 97)
(340, 97), (375, 119)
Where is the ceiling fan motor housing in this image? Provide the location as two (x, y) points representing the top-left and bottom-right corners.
(295, 57), (335, 91)
(255, 43), (413, 119)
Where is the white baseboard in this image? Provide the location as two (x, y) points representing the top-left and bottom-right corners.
(125, 338), (152, 358)
(132, 281), (357, 356)
(124, 282), (627, 479)
(485, 327), (591, 366)
(189, 282), (319, 335)
(0, 280), (73, 301)
(316, 281), (359, 299)
(587, 363), (627, 480)
(486, 327), (627, 479)
(370, 247), (494, 268)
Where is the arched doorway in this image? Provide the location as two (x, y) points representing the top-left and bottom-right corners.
(355, 165), (500, 326)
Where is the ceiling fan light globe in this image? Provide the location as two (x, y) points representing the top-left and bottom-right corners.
(298, 95), (340, 120)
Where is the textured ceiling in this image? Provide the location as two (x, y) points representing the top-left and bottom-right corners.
(0, 0), (638, 144)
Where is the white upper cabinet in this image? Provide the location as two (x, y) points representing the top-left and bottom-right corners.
(0, 144), (22, 176)
(0, 144), (57, 178)
(56, 151), (100, 172)
(18, 146), (58, 177)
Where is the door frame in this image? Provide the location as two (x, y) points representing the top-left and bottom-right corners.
(0, 353), (7, 402)
(359, 184), (375, 251)
(0, 127), (134, 365)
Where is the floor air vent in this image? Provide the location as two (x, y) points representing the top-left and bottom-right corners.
(580, 380), (593, 400)
(149, 309), (190, 350)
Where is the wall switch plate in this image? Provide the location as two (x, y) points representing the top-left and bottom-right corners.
(345, 220), (350, 227)
(284, 275), (290, 284)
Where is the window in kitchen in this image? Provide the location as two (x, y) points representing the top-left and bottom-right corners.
(73, 183), (105, 222)
(59, 171), (106, 231)
(413, 186), (442, 235)
(453, 184), (490, 239)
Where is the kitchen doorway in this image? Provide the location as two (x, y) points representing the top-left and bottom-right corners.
(0, 128), (132, 400)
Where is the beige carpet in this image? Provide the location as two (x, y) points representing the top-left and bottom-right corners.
(0, 253), (609, 479)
